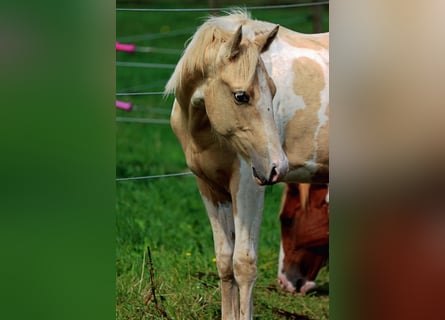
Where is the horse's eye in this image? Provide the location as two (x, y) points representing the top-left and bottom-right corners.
(233, 91), (250, 104)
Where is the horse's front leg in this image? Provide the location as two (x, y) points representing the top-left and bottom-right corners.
(231, 159), (265, 320)
(197, 178), (239, 320)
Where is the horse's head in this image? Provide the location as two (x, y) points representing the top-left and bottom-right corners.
(278, 183), (329, 294)
(194, 25), (288, 185)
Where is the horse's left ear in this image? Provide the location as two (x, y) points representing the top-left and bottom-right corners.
(225, 25), (243, 60)
(255, 25), (279, 53)
(191, 85), (206, 109)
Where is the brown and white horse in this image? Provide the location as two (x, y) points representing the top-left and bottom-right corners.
(166, 11), (328, 320)
(278, 183), (329, 295)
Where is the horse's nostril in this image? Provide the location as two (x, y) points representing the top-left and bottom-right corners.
(295, 278), (304, 292)
(253, 166), (279, 185)
(252, 167), (266, 185)
(252, 167), (259, 179)
(268, 166), (279, 183)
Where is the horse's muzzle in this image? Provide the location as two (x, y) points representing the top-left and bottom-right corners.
(252, 165), (280, 185)
(251, 155), (289, 186)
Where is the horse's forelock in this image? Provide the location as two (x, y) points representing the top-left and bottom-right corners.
(166, 30), (223, 103)
(165, 11), (253, 100)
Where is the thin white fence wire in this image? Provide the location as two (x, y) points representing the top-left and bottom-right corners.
(126, 106), (171, 114)
(134, 46), (183, 54)
(117, 27), (195, 43)
(118, 12), (313, 44)
(116, 91), (166, 96)
(116, 117), (170, 124)
(118, 81), (169, 93)
(116, 2), (329, 12)
(116, 61), (176, 69)
(132, 106), (170, 114)
(116, 171), (194, 181)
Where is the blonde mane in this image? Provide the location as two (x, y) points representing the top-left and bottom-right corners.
(165, 10), (276, 98)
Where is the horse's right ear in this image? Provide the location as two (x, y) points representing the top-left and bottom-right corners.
(255, 25), (279, 53)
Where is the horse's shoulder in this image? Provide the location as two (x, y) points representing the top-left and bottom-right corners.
(170, 101), (188, 145)
(171, 102), (235, 174)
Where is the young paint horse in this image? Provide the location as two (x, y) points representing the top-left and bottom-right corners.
(278, 183), (329, 295)
(166, 11), (328, 320)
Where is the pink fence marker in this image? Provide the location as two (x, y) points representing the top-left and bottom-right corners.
(116, 100), (132, 111)
(116, 42), (136, 53)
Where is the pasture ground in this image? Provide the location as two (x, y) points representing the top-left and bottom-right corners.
(116, 1), (329, 319)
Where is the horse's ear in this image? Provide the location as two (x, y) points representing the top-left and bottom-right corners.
(255, 25), (279, 53)
(191, 86), (205, 109)
(225, 25), (243, 59)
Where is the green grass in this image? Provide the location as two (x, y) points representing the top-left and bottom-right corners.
(117, 2), (329, 319)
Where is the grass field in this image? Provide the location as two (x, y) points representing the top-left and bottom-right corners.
(116, 1), (329, 319)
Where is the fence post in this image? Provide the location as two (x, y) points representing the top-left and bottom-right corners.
(312, 1), (323, 33)
(209, 0), (219, 16)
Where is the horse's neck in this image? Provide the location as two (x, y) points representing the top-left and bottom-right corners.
(261, 32), (329, 181)
(263, 31), (329, 122)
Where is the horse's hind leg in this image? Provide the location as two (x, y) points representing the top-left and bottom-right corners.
(197, 178), (239, 320)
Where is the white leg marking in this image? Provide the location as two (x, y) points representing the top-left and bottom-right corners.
(233, 158), (265, 320)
